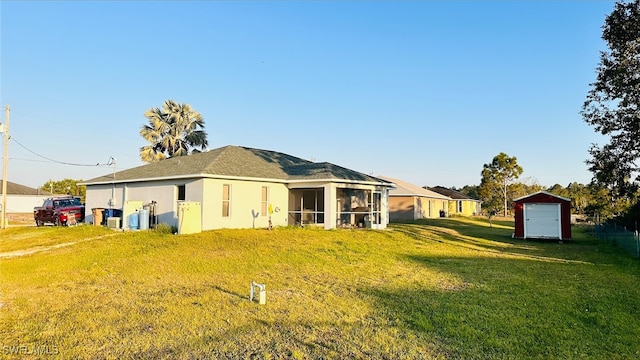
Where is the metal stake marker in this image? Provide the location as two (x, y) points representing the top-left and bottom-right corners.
(250, 281), (266, 305)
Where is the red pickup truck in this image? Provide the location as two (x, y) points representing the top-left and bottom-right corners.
(34, 196), (86, 226)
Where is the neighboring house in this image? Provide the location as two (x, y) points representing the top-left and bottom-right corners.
(514, 191), (571, 240)
(379, 176), (450, 221)
(428, 186), (482, 216)
(81, 145), (395, 231)
(0, 179), (54, 213)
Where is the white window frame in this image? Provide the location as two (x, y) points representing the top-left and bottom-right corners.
(222, 184), (231, 217)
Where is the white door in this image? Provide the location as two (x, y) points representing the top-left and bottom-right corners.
(524, 203), (561, 238)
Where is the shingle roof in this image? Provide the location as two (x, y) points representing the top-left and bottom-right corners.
(83, 145), (391, 185)
(0, 180), (51, 195)
(379, 176), (450, 200)
(428, 186), (480, 201)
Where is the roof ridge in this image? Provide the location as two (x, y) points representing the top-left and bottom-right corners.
(514, 190), (571, 202)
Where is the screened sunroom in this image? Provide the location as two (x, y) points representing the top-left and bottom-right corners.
(288, 188), (325, 226)
(288, 184), (387, 229)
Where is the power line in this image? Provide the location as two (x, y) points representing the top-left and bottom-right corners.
(10, 137), (114, 167)
(8, 157), (70, 164)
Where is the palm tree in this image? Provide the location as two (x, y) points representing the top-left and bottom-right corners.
(139, 100), (208, 163)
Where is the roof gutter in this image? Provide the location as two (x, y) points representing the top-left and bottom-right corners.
(390, 193), (451, 200)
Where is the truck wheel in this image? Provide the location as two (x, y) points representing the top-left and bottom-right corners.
(36, 219), (42, 227)
(54, 217), (60, 226)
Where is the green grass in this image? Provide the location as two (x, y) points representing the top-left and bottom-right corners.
(1, 219), (639, 359)
(0, 225), (115, 253)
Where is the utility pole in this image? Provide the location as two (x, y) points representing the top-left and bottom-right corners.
(1, 105), (10, 229)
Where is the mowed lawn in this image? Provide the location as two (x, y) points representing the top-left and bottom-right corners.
(1, 218), (639, 359)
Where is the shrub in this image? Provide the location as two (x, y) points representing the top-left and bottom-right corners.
(154, 223), (174, 234)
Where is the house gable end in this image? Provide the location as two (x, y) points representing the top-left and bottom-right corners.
(514, 191), (570, 204)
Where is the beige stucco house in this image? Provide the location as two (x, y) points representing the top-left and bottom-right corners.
(379, 176), (451, 221)
(82, 146), (394, 231)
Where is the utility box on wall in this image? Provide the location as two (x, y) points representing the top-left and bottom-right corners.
(123, 200), (143, 229)
(178, 201), (202, 235)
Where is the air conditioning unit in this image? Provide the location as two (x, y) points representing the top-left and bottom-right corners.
(107, 217), (120, 229)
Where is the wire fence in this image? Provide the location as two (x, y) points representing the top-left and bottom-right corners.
(593, 224), (640, 258)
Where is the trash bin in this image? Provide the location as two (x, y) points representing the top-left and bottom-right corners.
(103, 209), (123, 228)
(129, 212), (139, 230)
(92, 208), (104, 226)
(104, 208), (123, 218)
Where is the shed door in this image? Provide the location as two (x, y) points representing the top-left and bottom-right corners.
(524, 203), (561, 238)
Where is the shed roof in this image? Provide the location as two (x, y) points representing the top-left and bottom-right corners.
(378, 176), (450, 200)
(514, 191), (571, 202)
(83, 145), (392, 186)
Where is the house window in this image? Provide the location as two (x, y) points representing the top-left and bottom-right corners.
(222, 184), (231, 217)
(261, 186), (269, 217)
(457, 201), (463, 213)
(177, 185), (186, 201)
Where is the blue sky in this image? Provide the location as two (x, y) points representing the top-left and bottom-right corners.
(1, 1), (614, 189)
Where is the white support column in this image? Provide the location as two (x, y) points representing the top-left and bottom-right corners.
(381, 188), (389, 228)
(324, 183), (336, 230)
